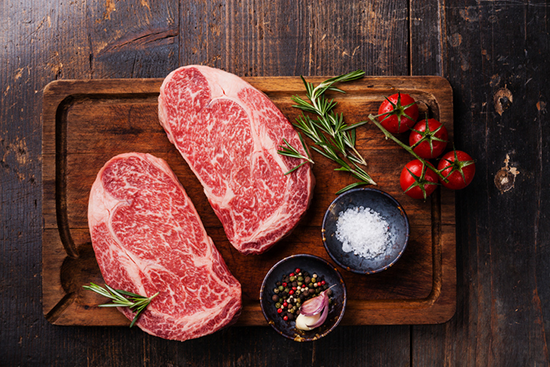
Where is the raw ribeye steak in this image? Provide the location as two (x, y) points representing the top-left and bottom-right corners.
(88, 152), (241, 341)
(158, 65), (315, 254)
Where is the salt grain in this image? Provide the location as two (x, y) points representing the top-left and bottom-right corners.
(335, 206), (389, 259)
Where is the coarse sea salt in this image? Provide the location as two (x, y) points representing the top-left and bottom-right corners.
(335, 206), (390, 259)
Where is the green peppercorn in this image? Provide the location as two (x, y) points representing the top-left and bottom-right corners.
(308, 283), (313, 288)
(297, 276), (304, 282)
(278, 285), (284, 291)
(284, 288), (289, 293)
(297, 282), (302, 286)
(275, 303), (281, 308)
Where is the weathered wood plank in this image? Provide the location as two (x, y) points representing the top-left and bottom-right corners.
(410, 0), (443, 77)
(0, 0), (91, 365)
(409, 1), (457, 366)
(88, 0), (179, 78)
(414, 0), (550, 366)
(182, 0), (410, 77)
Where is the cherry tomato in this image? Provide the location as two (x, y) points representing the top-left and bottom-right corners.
(437, 150), (476, 190)
(400, 159), (439, 199)
(378, 93), (419, 134)
(409, 118), (448, 159)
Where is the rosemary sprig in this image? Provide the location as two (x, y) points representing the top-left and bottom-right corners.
(83, 282), (159, 328)
(277, 134), (314, 175)
(292, 70), (368, 166)
(278, 70), (376, 193)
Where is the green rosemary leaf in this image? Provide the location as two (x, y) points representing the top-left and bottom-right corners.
(327, 86), (346, 94)
(277, 70), (375, 194)
(278, 133), (314, 175)
(82, 283), (112, 299)
(83, 283), (159, 328)
(283, 161), (308, 175)
(297, 132), (313, 161)
(116, 289), (148, 298)
(310, 145), (338, 162)
(335, 181), (370, 195)
(97, 304), (125, 308)
(341, 119), (369, 132)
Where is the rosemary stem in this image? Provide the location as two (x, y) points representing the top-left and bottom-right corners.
(279, 71), (376, 193)
(348, 145), (367, 166)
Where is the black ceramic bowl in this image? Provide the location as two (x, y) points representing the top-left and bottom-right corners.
(322, 188), (409, 274)
(259, 254), (346, 342)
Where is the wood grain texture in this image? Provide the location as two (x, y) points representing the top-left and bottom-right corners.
(1, 1), (74, 365)
(89, 0), (179, 78)
(42, 76), (455, 328)
(408, 1), (458, 366)
(181, 0), (411, 77)
(440, 0), (550, 365)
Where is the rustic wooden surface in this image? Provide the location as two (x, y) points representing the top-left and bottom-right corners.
(41, 76), (455, 327)
(1, 0), (549, 365)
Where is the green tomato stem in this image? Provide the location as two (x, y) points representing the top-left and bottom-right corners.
(367, 114), (448, 182)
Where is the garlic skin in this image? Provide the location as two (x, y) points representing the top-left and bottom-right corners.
(295, 313), (321, 331)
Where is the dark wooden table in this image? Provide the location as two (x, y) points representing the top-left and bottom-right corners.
(2, 1), (548, 365)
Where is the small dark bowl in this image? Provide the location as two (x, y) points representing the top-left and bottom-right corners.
(322, 188), (409, 274)
(259, 254), (346, 342)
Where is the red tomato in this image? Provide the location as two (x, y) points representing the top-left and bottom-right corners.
(400, 160), (439, 199)
(437, 150), (476, 190)
(409, 118), (448, 159)
(378, 93), (419, 134)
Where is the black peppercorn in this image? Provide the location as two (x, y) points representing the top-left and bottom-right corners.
(271, 267), (334, 325)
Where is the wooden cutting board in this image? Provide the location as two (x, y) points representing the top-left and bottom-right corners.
(42, 76), (456, 326)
